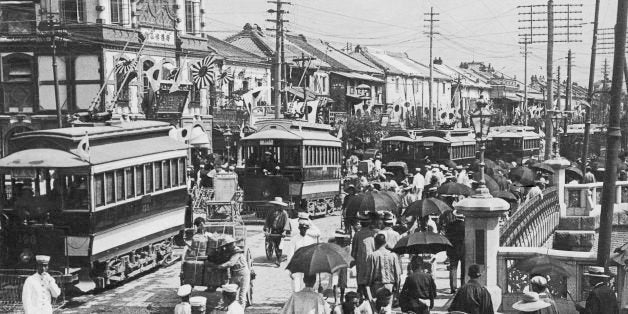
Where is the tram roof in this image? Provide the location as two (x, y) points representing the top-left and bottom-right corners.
(381, 135), (414, 142)
(13, 120), (172, 142)
(243, 120), (341, 146)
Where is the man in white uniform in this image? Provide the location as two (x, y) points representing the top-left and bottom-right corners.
(286, 216), (319, 291)
(22, 255), (61, 314)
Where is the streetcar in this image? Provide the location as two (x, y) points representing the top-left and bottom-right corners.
(238, 119), (342, 217)
(560, 123), (606, 161)
(381, 129), (420, 169)
(487, 126), (542, 163)
(0, 121), (188, 290)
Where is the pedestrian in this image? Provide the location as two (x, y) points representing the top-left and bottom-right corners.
(186, 217), (208, 259)
(584, 167), (596, 183)
(456, 165), (471, 188)
(342, 185), (358, 234)
(22, 255), (61, 314)
(401, 186), (420, 213)
(412, 168), (425, 199)
(281, 274), (330, 314)
(448, 264), (494, 314)
(575, 266), (619, 314)
(512, 291), (552, 313)
(218, 283), (245, 314)
(378, 211), (401, 250)
(352, 211), (379, 298)
(263, 197), (292, 266)
(528, 276), (558, 314)
(174, 284), (192, 314)
(286, 218), (318, 292)
(445, 210), (465, 294)
(212, 236), (251, 307)
(365, 234), (401, 314)
(333, 291), (372, 314)
(399, 260), (436, 314)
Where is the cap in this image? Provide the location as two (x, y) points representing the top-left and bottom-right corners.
(530, 275), (548, 287)
(217, 283), (239, 294)
(468, 264), (482, 278)
(189, 296), (207, 306)
(382, 211), (395, 223)
(35, 255), (50, 264)
(297, 212), (310, 220)
(584, 266), (610, 278)
(177, 284), (192, 297)
(357, 211), (370, 221)
(298, 219), (311, 228)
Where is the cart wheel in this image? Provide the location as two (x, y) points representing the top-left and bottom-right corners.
(264, 237), (273, 260)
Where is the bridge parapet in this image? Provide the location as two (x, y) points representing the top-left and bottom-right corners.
(564, 181), (628, 216)
(500, 187), (560, 247)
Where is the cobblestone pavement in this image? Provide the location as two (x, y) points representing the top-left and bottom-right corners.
(60, 214), (463, 313)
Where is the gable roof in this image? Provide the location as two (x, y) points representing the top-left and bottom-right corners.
(360, 50), (450, 80)
(205, 34), (269, 66)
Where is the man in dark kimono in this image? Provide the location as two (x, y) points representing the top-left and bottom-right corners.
(448, 264), (494, 314)
(575, 266), (619, 314)
(399, 260), (436, 314)
(351, 211), (379, 299)
(263, 197), (291, 266)
(445, 210), (465, 294)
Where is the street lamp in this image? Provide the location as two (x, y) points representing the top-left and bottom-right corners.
(224, 129), (233, 160)
(548, 109), (565, 158)
(470, 100), (494, 194)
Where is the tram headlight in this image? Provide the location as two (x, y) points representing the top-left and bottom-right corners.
(19, 249), (33, 263)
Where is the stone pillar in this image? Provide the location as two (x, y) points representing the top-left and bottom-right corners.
(456, 194), (509, 313)
(545, 158), (570, 216)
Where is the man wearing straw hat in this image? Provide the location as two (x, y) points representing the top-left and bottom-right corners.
(575, 266), (618, 314)
(264, 197), (292, 266)
(212, 235), (251, 307)
(174, 284), (192, 314)
(217, 283), (244, 314)
(512, 291), (552, 313)
(22, 255), (61, 314)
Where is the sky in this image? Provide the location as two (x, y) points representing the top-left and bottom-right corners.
(204, 0), (622, 86)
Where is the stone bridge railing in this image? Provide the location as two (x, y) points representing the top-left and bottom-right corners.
(564, 181), (628, 216)
(500, 186), (561, 247)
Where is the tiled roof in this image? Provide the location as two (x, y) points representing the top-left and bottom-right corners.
(205, 35), (268, 65)
(364, 50), (450, 80)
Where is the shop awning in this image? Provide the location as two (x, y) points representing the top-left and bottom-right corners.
(331, 71), (384, 83)
(0, 149), (89, 170)
(285, 86), (317, 101)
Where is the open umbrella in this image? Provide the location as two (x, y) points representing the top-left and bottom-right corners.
(510, 166), (536, 187)
(565, 166), (583, 180)
(443, 159), (457, 169)
(491, 190), (518, 202)
(437, 182), (474, 196)
(471, 158), (501, 176)
(392, 232), (452, 254)
(471, 172), (500, 193)
(404, 198), (452, 217)
(531, 163), (555, 174)
(345, 190), (398, 218)
(513, 254), (575, 278)
(286, 243), (353, 275)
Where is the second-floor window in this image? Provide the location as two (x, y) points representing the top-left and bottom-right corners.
(61, 0), (85, 23)
(185, 1), (195, 33)
(0, 4), (36, 34)
(1, 53), (35, 113)
(111, 0), (123, 24)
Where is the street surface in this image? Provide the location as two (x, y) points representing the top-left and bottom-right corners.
(61, 214), (460, 313)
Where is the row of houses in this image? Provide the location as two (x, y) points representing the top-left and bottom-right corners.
(0, 0), (588, 157)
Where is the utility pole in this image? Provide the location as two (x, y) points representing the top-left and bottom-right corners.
(267, 1), (290, 119)
(517, 1), (582, 160)
(583, 0), (601, 171)
(603, 58), (610, 122)
(565, 50), (572, 132)
(457, 75), (465, 127)
(293, 53), (316, 105)
(424, 7), (439, 128)
(521, 34), (531, 126)
(39, 10), (66, 128)
(598, 0), (628, 270)
(556, 66), (561, 111)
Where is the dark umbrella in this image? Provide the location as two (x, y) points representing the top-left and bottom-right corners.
(404, 198), (452, 217)
(345, 190), (398, 218)
(437, 182), (474, 196)
(531, 163), (555, 174)
(392, 232), (452, 254)
(565, 166), (583, 180)
(513, 254), (575, 278)
(471, 158), (501, 176)
(510, 166), (536, 187)
(491, 190), (518, 202)
(286, 243), (353, 275)
(471, 172), (500, 193)
(443, 159), (457, 168)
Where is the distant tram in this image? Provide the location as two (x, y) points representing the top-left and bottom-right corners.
(0, 121), (188, 289)
(381, 129), (477, 169)
(487, 126), (542, 163)
(238, 119), (342, 217)
(560, 124), (606, 161)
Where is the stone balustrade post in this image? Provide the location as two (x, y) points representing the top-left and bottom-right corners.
(545, 158), (570, 217)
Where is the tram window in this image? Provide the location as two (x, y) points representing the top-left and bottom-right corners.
(95, 173), (105, 207)
(179, 158), (186, 185)
(105, 172), (114, 204)
(125, 168), (134, 198)
(145, 164), (153, 193)
(172, 159), (179, 187)
(164, 160), (171, 188)
(115, 170), (124, 201)
(154, 162), (162, 191)
(135, 165), (144, 196)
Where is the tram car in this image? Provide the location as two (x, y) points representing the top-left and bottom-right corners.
(560, 124), (606, 161)
(487, 126), (542, 163)
(381, 130), (421, 170)
(238, 119), (342, 217)
(0, 121), (189, 289)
